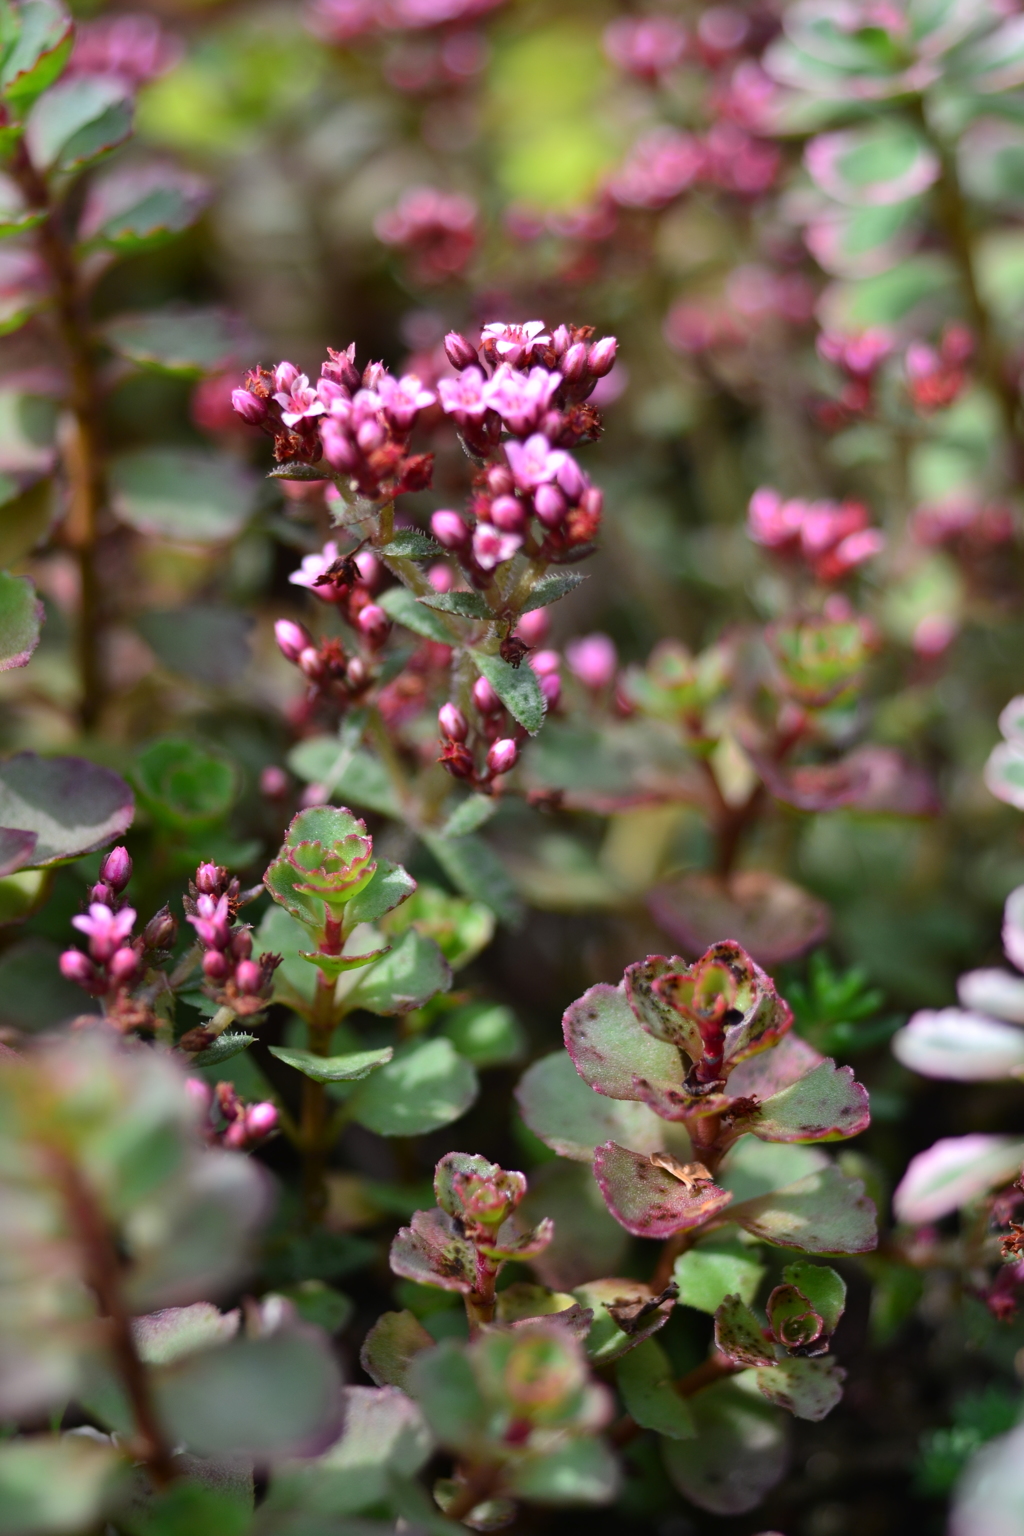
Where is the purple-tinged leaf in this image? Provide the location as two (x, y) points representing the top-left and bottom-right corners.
(661, 1376), (789, 1516)
(0, 753), (134, 867)
(744, 1060), (871, 1144)
(779, 1261), (846, 1336)
(730, 1164), (877, 1254)
(754, 1357), (845, 1420)
(950, 1422), (1024, 1536)
(727, 1031), (823, 1100)
(756, 746), (939, 817)
(985, 740), (1024, 811)
(624, 955), (705, 1059)
(804, 124), (939, 207)
(388, 1208), (479, 1294)
(999, 696), (1024, 747)
(765, 1285), (825, 1353)
(516, 1050), (666, 1161)
(479, 1215), (554, 1263)
(958, 969), (1024, 1024)
(360, 1310), (434, 1392)
(563, 982), (682, 1101)
(0, 826), (37, 877)
(891, 1009), (1024, 1081)
(893, 1135), (1024, 1223)
(1004, 886), (1024, 974)
(0, 572), (42, 673)
(714, 1295), (776, 1368)
(648, 871), (830, 969)
(593, 1142), (733, 1238)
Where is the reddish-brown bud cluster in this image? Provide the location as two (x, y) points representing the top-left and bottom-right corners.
(437, 698), (521, 788)
(183, 863), (281, 1018)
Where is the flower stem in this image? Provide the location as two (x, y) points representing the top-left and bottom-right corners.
(301, 917), (342, 1226)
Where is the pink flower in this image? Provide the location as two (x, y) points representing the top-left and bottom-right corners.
(483, 365), (561, 436)
(480, 320), (551, 367)
(71, 902), (137, 962)
(289, 541), (345, 599)
(472, 524), (522, 570)
(566, 633), (618, 690)
(375, 188), (477, 282)
(604, 16), (687, 80)
(748, 487), (805, 548)
(376, 372), (436, 429)
(503, 433), (561, 491)
(817, 327), (893, 378)
(273, 373), (325, 427)
(438, 366), (490, 421)
(69, 12), (182, 85)
(609, 128), (704, 209)
(188, 893), (232, 951)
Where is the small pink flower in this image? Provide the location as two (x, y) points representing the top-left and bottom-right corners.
(504, 434), (561, 491)
(480, 320), (551, 367)
(188, 894), (231, 951)
(71, 903), (136, 962)
(472, 524), (522, 570)
(376, 372), (437, 430)
(483, 364), (561, 436)
(438, 366), (490, 420)
(289, 542), (344, 598)
(273, 373), (325, 428)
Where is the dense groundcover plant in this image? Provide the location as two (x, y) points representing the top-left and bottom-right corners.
(5, 0), (1024, 1530)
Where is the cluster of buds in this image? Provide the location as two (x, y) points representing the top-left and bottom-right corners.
(184, 863), (280, 1017)
(904, 324), (973, 412)
(232, 352), (435, 500)
(187, 1076), (279, 1153)
(308, 0), (505, 43)
(609, 122), (779, 208)
(437, 699), (520, 786)
(912, 496), (1014, 551)
(664, 265), (815, 356)
(60, 848), (177, 1014)
(812, 326), (893, 428)
(68, 11), (182, 85)
(748, 486), (885, 584)
(374, 186), (477, 283)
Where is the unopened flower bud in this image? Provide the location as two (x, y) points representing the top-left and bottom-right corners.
(274, 619), (313, 664)
(321, 420), (358, 472)
(60, 949), (98, 989)
(231, 929), (253, 962)
(428, 562), (454, 592)
(533, 483), (567, 528)
(100, 846), (132, 892)
(566, 632), (617, 689)
(260, 765), (289, 800)
(235, 958), (264, 994)
(550, 324), (571, 357)
(108, 947), (141, 986)
(473, 675), (502, 714)
(89, 881), (116, 908)
(439, 741), (476, 779)
(354, 550), (381, 589)
(487, 738), (519, 776)
(300, 782), (329, 807)
(540, 671), (561, 708)
(346, 656), (368, 689)
(580, 485), (604, 518)
(486, 463), (515, 497)
(439, 702), (469, 741)
(516, 609), (549, 646)
(185, 1077), (213, 1112)
(196, 863), (222, 896)
(143, 905), (177, 950)
(531, 649), (560, 676)
(431, 509), (471, 549)
(203, 950), (231, 982)
(323, 344), (360, 392)
(299, 646), (324, 681)
(492, 495), (527, 532)
(357, 603), (390, 647)
(561, 341), (588, 381)
(246, 1101), (279, 1137)
(444, 330), (479, 371)
(587, 336), (618, 377)
(231, 388), (267, 425)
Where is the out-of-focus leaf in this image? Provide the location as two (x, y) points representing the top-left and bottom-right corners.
(345, 930), (451, 1016)
(778, 1261), (846, 1334)
(515, 1050), (665, 1162)
(406, 1339), (485, 1449)
(617, 1338), (695, 1439)
(805, 123), (939, 206)
(960, 13), (1024, 93)
(594, 1141), (733, 1238)
(518, 1160), (630, 1290)
(0, 570), (41, 671)
(715, 1293), (776, 1367)
(985, 740), (1024, 811)
(421, 828), (522, 927)
(382, 883), (493, 970)
(103, 307), (251, 377)
(441, 793), (497, 839)
(674, 1233), (766, 1314)
(523, 717), (704, 812)
(0, 825), (38, 876)
(661, 1375), (789, 1515)
(0, 752), (134, 865)
(0, 1435), (124, 1536)
(134, 738), (238, 830)
(717, 1137), (830, 1202)
(110, 450), (254, 544)
(891, 1008), (1024, 1080)
(729, 1164), (878, 1254)
(472, 648), (546, 735)
(79, 162), (210, 252)
(756, 746), (939, 817)
(0, 172), (44, 238)
(505, 1435), (619, 1504)
(276, 1281), (352, 1337)
(755, 1357), (846, 1421)
(286, 738), (400, 819)
(563, 981), (682, 1102)
(0, 1), (73, 112)
(26, 74), (132, 172)
(745, 1059), (871, 1143)
(0, 936), (87, 1029)
(268, 1045), (393, 1083)
(137, 606), (253, 688)
(0, 476), (54, 565)
(580, 1277), (676, 1365)
(122, 1481), (252, 1536)
(893, 1135), (1024, 1223)
(360, 1310), (434, 1392)
(377, 584), (454, 644)
(649, 871), (830, 968)
(345, 1038), (477, 1137)
(442, 1000), (524, 1067)
(805, 198), (921, 279)
(134, 1304), (240, 1366)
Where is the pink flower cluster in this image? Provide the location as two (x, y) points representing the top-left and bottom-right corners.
(375, 187), (477, 284)
(188, 1077), (278, 1152)
(437, 700), (521, 786)
(603, 15), (688, 80)
(665, 267), (815, 355)
(912, 498), (1014, 549)
(308, 0), (505, 41)
(748, 487), (885, 583)
(904, 325), (973, 413)
(609, 122), (780, 208)
(184, 863), (281, 1016)
(275, 545), (392, 716)
(69, 12), (182, 85)
(812, 326), (894, 429)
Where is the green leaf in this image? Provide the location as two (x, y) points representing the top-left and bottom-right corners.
(661, 1376), (789, 1516)
(714, 1294), (776, 1368)
(346, 929), (451, 1015)
(277, 1280), (353, 1336)
(421, 828), (523, 927)
(617, 1338), (695, 1439)
(0, 206), (44, 239)
(153, 1328), (344, 1459)
(515, 1050), (665, 1162)
(754, 1357), (846, 1421)
(420, 588), (492, 619)
(191, 1033), (254, 1068)
(134, 1303), (240, 1366)
(80, 165), (209, 252)
(441, 793), (497, 838)
(0, 475), (53, 567)
(674, 1234), (766, 1315)
(346, 1037), (478, 1137)
(268, 1044), (393, 1083)
(0, 936), (88, 1028)
(0, 1), (73, 113)
(0, 1435), (123, 1536)
(781, 1261), (846, 1334)
(746, 1059), (871, 1143)
(573, 1278), (674, 1365)
(382, 882), (494, 970)
(122, 1482), (253, 1536)
(0, 570), (41, 670)
(520, 569), (587, 613)
(0, 751), (134, 866)
(730, 1164), (878, 1255)
(380, 530), (443, 559)
(110, 449), (255, 544)
(286, 737), (401, 818)
(345, 859), (417, 927)
(472, 648), (546, 735)
(137, 606), (253, 688)
(299, 945), (389, 978)
(442, 1000), (525, 1067)
(717, 1137), (829, 1203)
(134, 737), (238, 829)
(407, 1339), (486, 1449)
(25, 75), (132, 172)
(103, 307), (249, 377)
(361, 1310), (435, 1392)
(378, 583), (454, 644)
(506, 1436), (619, 1504)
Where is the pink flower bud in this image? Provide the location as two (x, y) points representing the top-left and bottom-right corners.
(203, 950), (231, 981)
(533, 483), (567, 528)
(321, 420), (358, 472)
(516, 608), (549, 646)
(300, 782), (329, 807)
(486, 463), (515, 497)
(491, 495), (527, 533)
(487, 737), (519, 776)
(274, 361), (300, 393)
(60, 949), (98, 989)
(299, 646), (324, 681)
(444, 331), (478, 370)
(550, 324), (571, 356)
(195, 863), (222, 895)
(531, 649), (560, 676)
(566, 633), (618, 690)
(89, 881), (116, 907)
(231, 388), (267, 425)
(235, 958), (264, 994)
(431, 509), (471, 548)
(579, 485), (604, 519)
(473, 675), (502, 714)
(275, 619), (313, 664)
(231, 929), (253, 961)
(108, 947), (141, 985)
(357, 603), (390, 647)
(587, 336), (618, 377)
(223, 1120), (248, 1150)
(143, 905), (176, 950)
(540, 671), (561, 708)
(185, 1077), (212, 1112)
(246, 1101), (278, 1137)
(100, 845), (132, 892)
(356, 418), (385, 452)
(260, 765), (289, 800)
(354, 550), (381, 588)
(561, 341), (588, 381)
(346, 657), (368, 689)
(439, 702), (469, 741)
(428, 562), (455, 592)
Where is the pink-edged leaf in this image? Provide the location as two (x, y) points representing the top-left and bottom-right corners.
(626, 942), (792, 1072)
(593, 1141), (733, 1238)
(480, 1216), (554, 1262)
(958, 969), (1024, 1024)
(649, 872), (830, 969)
(727, 1032), (823, 1100)
(999, 696), (1024, 748)
(714, 1295), (776, 1368)
(754, 1357), (845, 1421)
(743, 1060), (871, 1144)
(388, 1208), (479, 1294)
(0, 572), (43, 672)
(757, 746), (939, 816)
(624, 955), (705, 1059)
(893, 1135), (1024, 1223)
(359, 1310), (434, 1392)
(730, 1164), (877, 1254)
(985, 740), (1024, 811)
(804, 125), (939, 207)
(0, 753), (134, 866)
(563, 982), (682, 1101)
(515, 1050), (666, 1161)
(0, 826), (37, 877)
(1005, 886), (1024, 973)
(891, 1009), (1024, 1080)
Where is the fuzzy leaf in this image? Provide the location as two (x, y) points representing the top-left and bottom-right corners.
(730, 1164), (878, 1254)
(346, 860), (417, 926)
(360, 1311), (435, 1392)
(617, 1338), (695, 1439)
(472, 648), (547, 735)
(573, 1278), (675, 1365)
(781, 1262), (846, 1335)
(110, 450), (254, 544)
(26, 74), (132, 172)
(893, 1134), (1024, 1223)
(754, 1357), (846, 1421)
(661, 1376), (789, 1516)
(594, 1141), (733, 1238)
(648, 871), (830, 970)
(0, 571), (41, 671)
(674, 1234), (766, 1315)
(345, 1037), (477, 1137)
(421, 588), (491, 618)
(745, 1059), (871, 1143)
(0, 1), (73, 112)
(950, 1421), (1024, 1536)
(717, 1138), (829, 1204)
(377, 584), (455, 644)
(727, 1031), (824, 1100)
(520, 570), (588, 613)
(516, 1050), (665, 1161)
(286, 738), (400, 819)
(442, 793), (497, 838)
(714, 1294), (776, 1368)
(389, 1208), (478, 1294)
(0, 1436), (123, 1536)
(269, 1045), (394, 1084)
(133, 1303), (240, 1366)
(0, 752), (134, 866)
(346, 929), (451, 1015)
(137, 605), (252, 688)
(420, 828), (522, 927)
(191, 1033), (253, 1068)
(135, 738), (236, 831)
(380, 531), (443, 559)
(563, 982), (682, 1102)
(407, 1340), (487, 1452)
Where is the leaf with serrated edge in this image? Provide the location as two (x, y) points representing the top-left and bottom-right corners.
(268, 1046), (393, 1083)
(714, 1294), (776, 1367)
(300, 946), (389, 977)
(521, 570), (587, 613)
(624, 955), (705, 1060)
(744, 1059), (871, 1143)
(516, 1051), (665, 1162)
(380, 532), (442, 558)
(360, 1311), (434, 1392)
(594, 1141), (733, 1238)
(378, 585), (454, 644)
(442, 793), (496, 838)
(563, 982), (682, 1101)
(421, 589), (491, 619)
(617, 1338), (695, 1439)
(472, 648), (546, 735)
(389, 1208), (478, 1294)
(421, 828), (522, 927)
(754, 1357), (845, 1421)
(781, 1262), (846, 1334)
(730, 1164), (877, 1254)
